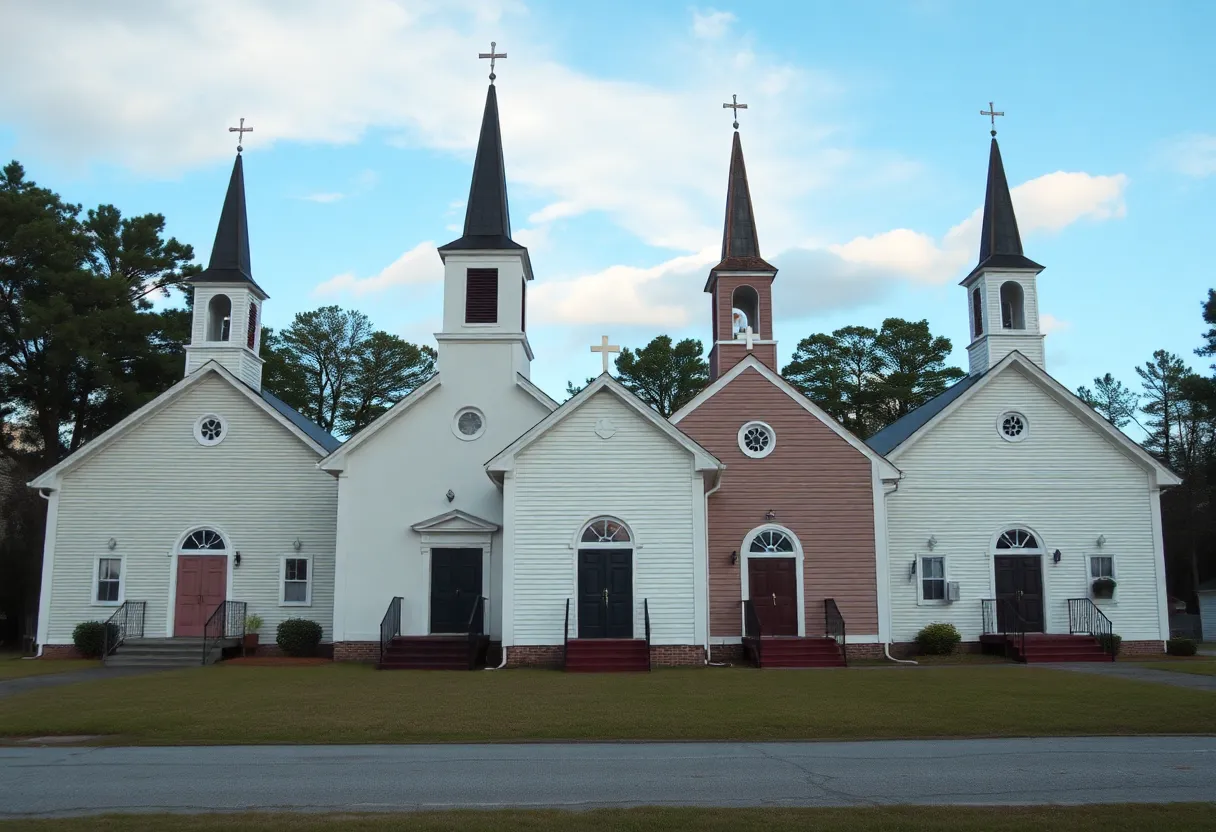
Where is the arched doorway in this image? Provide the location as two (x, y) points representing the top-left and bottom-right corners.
(171, 527), (230, 637)
(577, 517), (633, 639)
(742, 525), (804, 637)
(991, 527), (1045, 632)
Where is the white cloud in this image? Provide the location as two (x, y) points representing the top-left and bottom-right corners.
(299, 192), (345, 203)
(692, 9), (737, 40)
(1040, 313), (1070, 335)
(314, 241), (443, 296)
(1162, 133), (1216, 178)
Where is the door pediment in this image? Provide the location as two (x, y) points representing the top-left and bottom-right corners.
(411, 510), (501, 535)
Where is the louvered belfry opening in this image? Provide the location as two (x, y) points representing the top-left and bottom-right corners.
(465, 268), (499, 323)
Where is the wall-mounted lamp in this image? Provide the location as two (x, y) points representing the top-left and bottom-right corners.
(926, 535), (937, 551)
(1052, 549), (1062, 564)
(446, 489), (456, 503)
(106, 537), (117, 551)
(908, 558), (917, 580)
(764, 509), (776, 521)
(234, 551), (242, 567)
(1096, 535), (1106, 549)
(292, 538), (303, 552)
(730, 550), (739, 565)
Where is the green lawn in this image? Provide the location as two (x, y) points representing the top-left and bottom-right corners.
(0, 655), (98, 679)
(1134, 661), (1216, 677)
(0, 664), (1213, 745)
(2, 806), (1213, 832)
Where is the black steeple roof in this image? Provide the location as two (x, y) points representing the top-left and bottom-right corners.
(189, 153), (268, 297)
(712, 131), (774, 273)
(966, 137), (1043, 281)
(439, 83), (522, 252)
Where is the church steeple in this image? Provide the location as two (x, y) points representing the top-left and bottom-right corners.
(705, 112), (779, 381)
(185, 146), (269, 389)
(961, 123), (1046, 377)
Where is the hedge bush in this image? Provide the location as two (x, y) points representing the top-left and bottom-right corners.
(72, 621), (118, 658)
(1166, 637), (1197, 657)
(1099, 633), (1123, 655)
(276, 618), (323, 657)
(915, 622), (961, 655)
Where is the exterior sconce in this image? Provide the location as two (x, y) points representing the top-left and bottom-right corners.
(926, 535), (937, 551)
(1052, 549), (1062, 564)
(908, 559), (917, 580)
(764, 509), (776, 521)
(234, 551), (242, 567)
(292, 538), (303, 552)
(106, 538), (117, 551)
(1096, 535), (1106, 549)
(446, 489), (456, 503)
(730, 550), (739, 565)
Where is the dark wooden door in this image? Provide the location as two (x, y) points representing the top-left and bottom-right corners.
(430, 548), (483, 634)
(174, 555), (227, 637)
(748, 557), (799, 636)
(578, 548), (633, 638)
(994, 555), (1044, 632)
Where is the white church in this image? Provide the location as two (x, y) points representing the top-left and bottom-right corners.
(29, 72), (1179, 670)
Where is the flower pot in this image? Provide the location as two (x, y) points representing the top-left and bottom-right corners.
(242, 633), (260, 654)
(1092, 579), (1116, 600)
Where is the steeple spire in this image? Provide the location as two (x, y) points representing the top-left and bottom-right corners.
(440, 83), (521, 252)
(714, 130), (774, 272)
(970, 136), (1043, 278)
(190, 152), (267, 295)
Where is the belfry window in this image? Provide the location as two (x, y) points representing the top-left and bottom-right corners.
(731, 285), (759, 337)
(207, 294), (232, 341)
(246, 302), (259, 350)
(465, 268), (498, 324)
(971, 287), (984, 338)
(1000, 281), (1025, 329)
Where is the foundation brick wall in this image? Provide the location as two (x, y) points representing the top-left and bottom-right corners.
(649, 645), (705, 666)
(40, 644), (82, 659)
(333, 641), (379, 663)
(708, 643), (745, 664)
(843, 642), (884, 660)
(1120, 640), (1165, 656)
(506, 645), (564, 667)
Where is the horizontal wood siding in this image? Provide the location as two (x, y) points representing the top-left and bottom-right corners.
(887, 367), (1163, 642)
(511, 392), (700, 645)
(46, 375), (337, 643)
(677, 367), (879, 637)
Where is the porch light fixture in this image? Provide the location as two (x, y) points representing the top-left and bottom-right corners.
(730, 550), (738, 565)
(446, 489), (456, 503)
(764, 509), (776, 521)
(1096, 535), (1106, 549)
(292, 538), (303, 552)
(926, 535), (937, 551)
(106, 537), (117, 551)
(1053, 549), (1062, 564)
(908, 559), (917, 580)
(234, 551), (242, 567)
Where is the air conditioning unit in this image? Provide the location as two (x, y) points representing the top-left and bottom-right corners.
(945, 581), (960, 602)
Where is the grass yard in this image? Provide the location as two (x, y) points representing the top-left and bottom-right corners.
(0, 655), (98, 679)
(0, 664), (1214, 745)
(1134, 661), (1216, 677)
(2, 806), (1214, 832)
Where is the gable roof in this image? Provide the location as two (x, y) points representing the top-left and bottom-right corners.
(670, 355), (902, 481)
(868, 351), (1182, 487)
(317, 373), (441, 472)
(485, 373), (722, 479)
(866, 372), (985, 456)
(259, 388), (342, 453)
(28, 362), (337, 490)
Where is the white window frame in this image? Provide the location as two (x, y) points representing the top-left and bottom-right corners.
(738, 420), (776, 459)
(194, 413), (228, 447)
(996, 411), (1029, 443)
(917, 554), (948, 606)
(451, 407), (486, 441)
(92, 555), (125, 607)
(280, 555), (313, 607)
(1088, 553), (1117, 603)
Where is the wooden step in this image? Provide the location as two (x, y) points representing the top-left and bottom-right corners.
(755, 637), (845, 668)
(379, 636), (476, 670)
(564, 639), (649, 673)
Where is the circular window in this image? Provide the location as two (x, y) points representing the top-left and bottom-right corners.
(193, 414), (227, 446)
(738, 421), (776, 458)
(452, 407), (486, 441)
(998, 411), (1028, 442)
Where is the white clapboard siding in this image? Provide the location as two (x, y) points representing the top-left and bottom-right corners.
(510, 391), (701, 645)
(46, 374), (337, 643)
(886, 366), (1164, 642)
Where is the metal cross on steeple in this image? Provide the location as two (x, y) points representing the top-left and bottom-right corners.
(228, 118), (253, 152)
(980, 101), (1005, 137)
(479, 41), (507, 83)
(723, 94), (748, 130)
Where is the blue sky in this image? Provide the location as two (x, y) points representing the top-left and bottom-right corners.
(2, 1), (1213, 404)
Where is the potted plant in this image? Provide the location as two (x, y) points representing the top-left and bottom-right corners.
(1092, 577), (1117, 600)
(244, 614), (264, 654)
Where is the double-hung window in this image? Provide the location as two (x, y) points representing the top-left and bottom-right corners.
(282, 557), (311, 605)
(96, 557), (122, 604)
(1090, 556), (1114, 581)
(920, 556), (946, 602)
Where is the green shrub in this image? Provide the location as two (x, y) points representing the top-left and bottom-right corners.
(915, 622), (961, 655)
(276, 618), (323, 657)
(1166, 637), (1197, 657)
(245, 614), (264, 634)
(72, 621), (118, 658)
(1099, 633), (1123, 655)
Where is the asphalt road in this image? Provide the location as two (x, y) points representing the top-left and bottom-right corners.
(1, 737), (1213, 818)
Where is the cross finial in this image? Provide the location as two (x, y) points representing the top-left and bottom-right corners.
(723, 94), (748, 130)
(980, 101), (1004, 137)
(228, 117), (253, 153)
(590, 335), (621, 374)
(479, 41), (507, 83)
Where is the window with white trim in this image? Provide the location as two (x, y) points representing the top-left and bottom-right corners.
(749, 529), (794, 553)
(581, 518), (631, 544)
(998, 411), (1028, 442)
(95, 557), (122, 604)
(194, 414), (227, 446)
(920, 556), (946, 602)
(738, 421), (776, 458)
(1089, 555), (1116, 600)
(281, 556), (312, 605)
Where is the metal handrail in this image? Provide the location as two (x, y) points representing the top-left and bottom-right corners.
(742, 599), (763, 667)
(1068, 597), (1117, 659)
(379, 596), (402, 668)
(643, 598), (652, 672)
(563, 598), (571, 669)
(824, 598), (847, 665)
(202, 600), (246, 665)
(102, 601), (146, 659)
(466, 595), (487, 670)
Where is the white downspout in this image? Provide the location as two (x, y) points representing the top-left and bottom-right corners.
(884, 643), (917, 665)
(486, 646), (507, 670)
(703, 471), (729, 667)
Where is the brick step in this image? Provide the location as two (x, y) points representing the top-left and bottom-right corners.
(762, 659), (847, 668)
(1023, 654), (1114, 663)
(383, 646), (468, 657)
(564, 639), (649, 672)
(379, 661), (469, 670)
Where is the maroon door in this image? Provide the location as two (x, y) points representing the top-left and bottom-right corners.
(174, 555), (227, 637)
(748, 558), (799, 636)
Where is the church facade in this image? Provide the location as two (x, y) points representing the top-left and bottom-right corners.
(29, 75), (1177, 666)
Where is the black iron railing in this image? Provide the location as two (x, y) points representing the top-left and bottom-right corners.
(643, 598), (652, 672)
(202, 600), (246, 665)
(466, 595), (487, 670)
(379, 596), (402, 668)
(102, 600), (146, 659)
(824, 598), (847, 665)
(563, 598), (571, 669)
(742, 598), (763, 667)
(1068, 597), (1117, 660)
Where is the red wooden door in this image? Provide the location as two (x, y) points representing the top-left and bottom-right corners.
(174, 555), (227, 637)
(748, 558), (799, 636)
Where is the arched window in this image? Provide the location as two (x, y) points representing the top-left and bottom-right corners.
(749, 529), (794, 553)
(580, 517), (631, 544)
(731, 285), (759, 337)
(996, 528), (1039, 550)
(246, 301), (259, 350)
(181, 528), (227, 551)
(1000, 281), (1025, 330)
(971, 286), (984, 337)
(207, 294), (232, 341)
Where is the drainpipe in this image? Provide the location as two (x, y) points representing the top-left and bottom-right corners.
(703, 471), (730, 667)
(28, 489), (53, 659)
(884, 643), (917, 665)
(485, 646), (507, 670)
